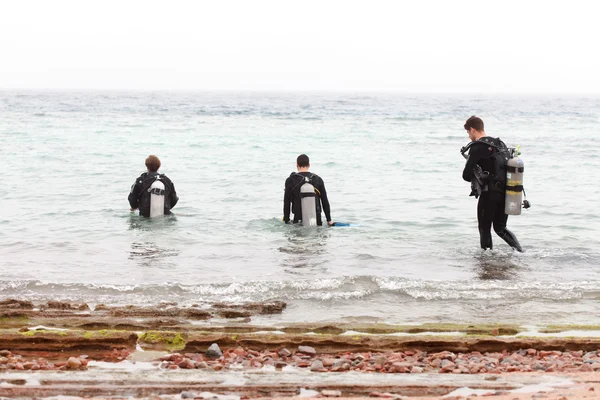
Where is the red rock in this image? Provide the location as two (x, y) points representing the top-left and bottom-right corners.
(168, 364), (179, 370)
(391, 362), (411, 373)
(67, 357), (81, 370)
(22, 362), (34, 370)
(232, 347), (247, 357)
(432, 351), (456, 361)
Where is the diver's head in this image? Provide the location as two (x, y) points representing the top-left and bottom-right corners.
(145, 155), (161, 173)
(296, 154), (310, 172)
(464, 116), (485, 141)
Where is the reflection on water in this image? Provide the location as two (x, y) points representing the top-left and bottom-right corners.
(128, 241), (180, 268)
(278, 225), (331, 272)
(127, 215), (180, 268)
(127, 214), (178, 231)
(474, 251), (521, 280)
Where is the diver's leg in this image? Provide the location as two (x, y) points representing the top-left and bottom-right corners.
(493, 202), (523, 252)
(477, 196), (493, 250)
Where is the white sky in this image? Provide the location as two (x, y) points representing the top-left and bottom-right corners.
(0, 0), (598, 93)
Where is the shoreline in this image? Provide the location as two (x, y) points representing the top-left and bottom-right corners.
(3, 299), (600, 399)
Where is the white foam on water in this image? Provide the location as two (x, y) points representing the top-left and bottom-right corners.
(514, 329), (600, 338)
(510, 378), (574, 393)
(87, 360), (156, 371)
(29, 325), (69, 331)
(443, 387), (495, 397)
(340, 330), (466, 337)
(297, 388), (320, 397)
(251, 330), (285, 335)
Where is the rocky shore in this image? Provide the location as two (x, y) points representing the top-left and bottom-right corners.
(2, 298), (600, 399)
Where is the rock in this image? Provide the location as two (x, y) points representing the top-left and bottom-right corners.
(322, 358), (336, 367)
(0, 299), (34, 309)
(275, 361), (287, 370)
(331, 360), (350, 372)
(278, 348), (292, 357)
(298, 346), (316, 355)
(205, 343), (223, 359)
(196, 362), (209, 369)
(373, 356), (387, 366)
(181, 391), (198, 399)
(411, 366), (423, 373)
(310, 360), (324, 371)
(179, 359), (195, 369)
(66, 357), (82, 370)
(22, 362), (35, 370)
(432, 351), (456, 361)
(321, 390), (342, 397)
(440, 360), (455, 373)
(0, 350), (11, 357)
(391, 362), (412, 373)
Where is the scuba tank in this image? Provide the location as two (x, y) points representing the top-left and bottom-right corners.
(149, 179), (166, 218)
(299, 177), (318, 226)
(505, 151), (525, 215)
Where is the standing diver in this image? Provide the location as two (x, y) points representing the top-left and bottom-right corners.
(283, 154), (334, 226)
(462, 116), (523, 252)
(128, 155), (179, 217)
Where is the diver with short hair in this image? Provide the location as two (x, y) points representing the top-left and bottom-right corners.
(283, 154), (333, 226)
(128, 155), (179, 217)
(462, 116), (523, 252)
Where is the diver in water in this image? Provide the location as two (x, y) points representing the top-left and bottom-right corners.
(462, 116), (523, 252)
(283, 154), (334, 226)
(128, 155), (179, 217)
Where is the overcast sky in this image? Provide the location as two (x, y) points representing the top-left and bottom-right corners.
(0, 0), (598, 93)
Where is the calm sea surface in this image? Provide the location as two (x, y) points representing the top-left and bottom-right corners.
(2, 91), (600, 326)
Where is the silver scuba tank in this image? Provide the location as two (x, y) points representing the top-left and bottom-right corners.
(505, 156), (524, 215)
(300, 179), (318, 227)
(149, 179), (166, 218)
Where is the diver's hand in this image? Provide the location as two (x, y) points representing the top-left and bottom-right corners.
(328, 221), (334, 226)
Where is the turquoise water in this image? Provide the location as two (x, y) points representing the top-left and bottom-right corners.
(2, 91), (600, 325)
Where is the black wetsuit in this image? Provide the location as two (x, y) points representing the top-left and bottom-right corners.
(128, 172), (179, 217)
(462, 137), (522, 252)
(283, 172), (331, 226)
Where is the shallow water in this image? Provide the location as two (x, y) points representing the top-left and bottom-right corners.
(1, 91), (600, 325)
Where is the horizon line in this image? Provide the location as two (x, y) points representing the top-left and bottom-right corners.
(1, 87), (599, 96)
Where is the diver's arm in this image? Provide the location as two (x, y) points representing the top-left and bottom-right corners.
(128, 178), (141, 210)
(318, 179), (332, 224)
(169, 180), (179, 209)
(462, 144), (487, 182)
(283, 178), (292, 223)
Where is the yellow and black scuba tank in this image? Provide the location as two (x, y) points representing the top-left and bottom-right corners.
(505, 150), (525, 215)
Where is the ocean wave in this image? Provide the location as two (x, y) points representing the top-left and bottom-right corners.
(1, 276), (596, 303)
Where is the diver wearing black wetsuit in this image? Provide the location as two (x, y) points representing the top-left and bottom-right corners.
(462, 117), (522, 252)
(283, 154), (332, 226)
(128, 155), (179, 218)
